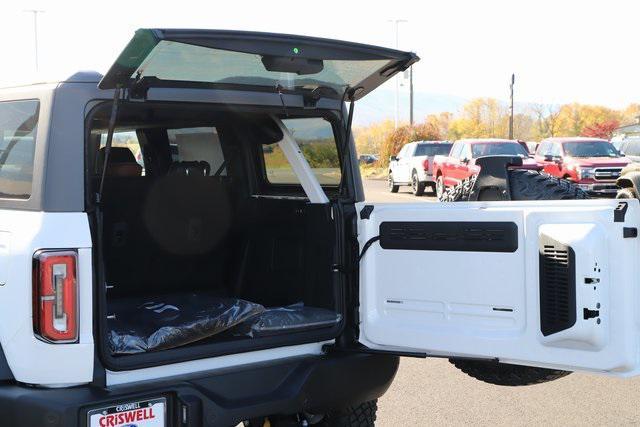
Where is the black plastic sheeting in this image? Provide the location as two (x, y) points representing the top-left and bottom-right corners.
(108, 293), (264, 355)
(230, 303), (342, 338)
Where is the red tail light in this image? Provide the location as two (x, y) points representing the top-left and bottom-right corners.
(422, 159), (429, 171)
(33, 250), (78, 343)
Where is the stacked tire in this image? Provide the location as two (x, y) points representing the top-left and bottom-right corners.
(441, 168), (587, 386)
(439, 169), (589, 202)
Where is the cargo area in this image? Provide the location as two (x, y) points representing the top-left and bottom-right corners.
(87, 101), (343, 365)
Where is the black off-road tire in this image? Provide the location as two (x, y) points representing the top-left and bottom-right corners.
(319, 400), (378, 427)
(616, 187), (637, 199)
(388, 173), (399, 193)
(449, 359), (571, 386)
(445, 168), (586, 385)
(440, 169), (589, 202)
(411, 170), (426, 196)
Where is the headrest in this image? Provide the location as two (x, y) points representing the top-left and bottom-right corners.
(168, 161), (211, 177)
(97, 147), (143, 177)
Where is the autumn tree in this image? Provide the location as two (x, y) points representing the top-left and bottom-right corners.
(581, 119), (620, 139)
(354, 119), (395, 155)
(378, 122), (441, 167)
(425, 112), (453, 140)
(621, 103), (640, 126)
(556, 103), (621, 136)
(448, 98), (509, 139)
(531, 104), (562, 139)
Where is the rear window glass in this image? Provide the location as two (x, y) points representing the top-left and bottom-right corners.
(167, 127), (225, 176)
(262, 118), (340, 186)
(563, 141), (620, 158)
(414, 143), (452, 156)
(471, 143), (529, 158)
(135, 40), (392, 95)
(624, 139), (640, 157)
(0, 100), (39, 199)
(98, 131), (143, 172)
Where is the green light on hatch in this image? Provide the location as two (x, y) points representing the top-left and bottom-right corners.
(293, 47), (300, 54)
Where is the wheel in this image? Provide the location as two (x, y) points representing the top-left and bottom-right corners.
(616, 187), (637, 199)
(319, 400), (378, 427)
(449, 359), (571, 387)
(446, 169), (587, 385)
(411, 170), (426, 196)
(388, 173), (399, 193)
(435, 175), (445, 200)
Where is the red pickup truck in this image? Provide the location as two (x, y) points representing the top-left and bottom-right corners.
(534, 137), (630, 197)
(433, 138), (540, 199)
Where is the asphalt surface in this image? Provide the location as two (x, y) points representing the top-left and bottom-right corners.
(361, 178), (438, 203)
(362, 178), (640, 426)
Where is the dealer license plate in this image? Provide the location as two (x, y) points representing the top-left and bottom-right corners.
(87, 397), (166, 427)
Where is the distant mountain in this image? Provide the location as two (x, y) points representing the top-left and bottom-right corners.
(354, 89), (467, 126)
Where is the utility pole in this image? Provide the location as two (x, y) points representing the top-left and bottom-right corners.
(509, 73), (515, 139)
(409, 66), (414, 126)
(389, 19), (407, 128)
(24, 9), (44, 72)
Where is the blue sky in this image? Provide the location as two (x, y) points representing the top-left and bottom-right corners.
(1, 0), (638, 121)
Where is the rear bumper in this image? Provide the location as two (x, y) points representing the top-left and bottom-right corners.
(0, 352), (398, 427)
(417, 170), (433, 183)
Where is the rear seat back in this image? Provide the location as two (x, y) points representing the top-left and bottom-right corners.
(143, 161), (230, 256)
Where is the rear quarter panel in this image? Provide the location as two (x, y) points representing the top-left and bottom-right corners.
(0, 211), (93, 385)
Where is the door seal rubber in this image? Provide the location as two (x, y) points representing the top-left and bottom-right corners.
(359, 205), (374, 220)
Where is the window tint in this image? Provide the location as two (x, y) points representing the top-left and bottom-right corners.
(262, 117), (340, 186)
(549, 143), (562, 157)
(449, 142), (463, 159)
(0, 100), (39, 199)
(167, 127), (224, 176)
(471, 142), (529, 157)
(563, 141), (620, 158)
(536, 141), (547, 156)
(414, 143), (453, 156)
(133, 40), (394, 95)
(461, 144), (472, 160)
(98, 131), (142, 170)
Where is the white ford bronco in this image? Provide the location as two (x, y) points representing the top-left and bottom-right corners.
(0, 28), (639, 427)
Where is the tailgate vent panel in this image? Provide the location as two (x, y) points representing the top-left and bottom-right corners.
(539, 236), (576, 336)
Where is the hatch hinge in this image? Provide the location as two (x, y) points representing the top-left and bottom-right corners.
(126, 74), (150, 101)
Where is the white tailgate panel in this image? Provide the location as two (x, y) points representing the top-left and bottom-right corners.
(358, 200), (640, 376)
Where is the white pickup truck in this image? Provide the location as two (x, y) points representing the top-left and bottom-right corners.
(388, 140), (452, 196)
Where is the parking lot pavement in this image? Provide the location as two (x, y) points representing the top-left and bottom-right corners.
(362, 178), (437, 203)
(362, 179), (640, 426)
(377, 358), (640, 426)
